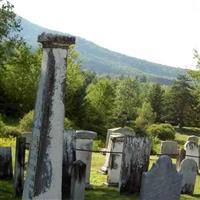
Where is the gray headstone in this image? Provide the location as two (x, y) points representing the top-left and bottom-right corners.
(0, 147), (13, 179)
(22, 33), (75, 200)
(179, 158), (197, 194)
(13, 137), (26, 197)
(62, 129), (76, 198)
(140, 156), (182, 200)
(160, 141), (178, 157)
(70, 160), (86, 200)
(119, 136), (151, 194)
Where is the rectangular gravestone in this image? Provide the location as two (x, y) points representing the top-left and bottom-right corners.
(119, 136), (151, 194)
(0, 147), (13, 179)
(22, 33), (75, 200)
(140, 156), (182, 200)
(70, 160), (86, 200)
(107, 135), (124, 186)
(160, 141), (178, 158)
(101, 128), (135, 174)
(62, 129), (76, 198)
(13, 136), (26, 197)
(75, 130), (97, 188)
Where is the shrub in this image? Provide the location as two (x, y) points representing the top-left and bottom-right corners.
(19, 110), (34, 132)
(147, 123), (175, 141)
(1, 126), (21, 137)
(64, 117), (75, 129)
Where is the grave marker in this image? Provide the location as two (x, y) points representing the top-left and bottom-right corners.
(179, 158), (197, 194)
(140, 156), (182, 200)
(22, 33), (75, 200)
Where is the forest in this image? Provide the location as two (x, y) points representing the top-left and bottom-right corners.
(1, 1), (200, 141)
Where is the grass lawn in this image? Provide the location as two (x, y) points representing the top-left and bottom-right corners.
(0, 132), (200, 200)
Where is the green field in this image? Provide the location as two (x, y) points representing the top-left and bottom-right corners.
(0, 132), (200, 200)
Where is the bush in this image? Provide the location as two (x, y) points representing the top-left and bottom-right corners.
(64, 117), (76, 129)
(19, 110), (34, 132)
(1, 126), (21, 137)
(147, 123), (175, 141)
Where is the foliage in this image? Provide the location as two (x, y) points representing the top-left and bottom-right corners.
(164, 75), (196, 127)
(1, 125), (20, 137)
(64, 117), (76, 129)
(0, 0), (21, 69)
(112, 77), (141, 127)
(147, 123), (175, 141)
(148, 83), (164, 122)
(19, 110), (34, 132)
(83, 77), (115, 135)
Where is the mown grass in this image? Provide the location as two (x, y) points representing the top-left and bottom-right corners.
(0, 131), (200, 200)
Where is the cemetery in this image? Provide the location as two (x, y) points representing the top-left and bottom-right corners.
(0, 32), (200, 200)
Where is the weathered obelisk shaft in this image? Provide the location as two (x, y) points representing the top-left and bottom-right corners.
(22, 33), (75, 200)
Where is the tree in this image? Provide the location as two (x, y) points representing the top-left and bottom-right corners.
(65, 47), (95, 127)
(112, 77), (141, 127)
(164, 75), (195, 127)
(0, 43), (41, 116)
(148, 83), (164, 122)
(83, 78), (115, 136)
(0, 0), (21, 69)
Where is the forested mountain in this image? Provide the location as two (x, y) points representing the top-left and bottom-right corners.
(19, 17), (186, 84)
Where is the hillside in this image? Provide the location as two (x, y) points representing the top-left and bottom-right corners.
(19, 17), (186, 84)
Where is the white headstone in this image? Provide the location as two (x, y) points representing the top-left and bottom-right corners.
(75, 130), (97, 188)
(107, 135), (124, 186)
(184, 141), (199, 168)
(22, 33), (75, 200)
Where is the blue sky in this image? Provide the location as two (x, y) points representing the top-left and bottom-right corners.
(9, 0), (200, 69)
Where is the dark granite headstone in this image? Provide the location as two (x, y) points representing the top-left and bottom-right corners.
(140, 156), (182, 200)
(119, 136), (151, 194)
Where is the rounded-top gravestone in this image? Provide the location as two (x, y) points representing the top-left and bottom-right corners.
(179, 158), (197, 195)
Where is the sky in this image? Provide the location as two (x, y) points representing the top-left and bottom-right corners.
(8, 0), (200, 69)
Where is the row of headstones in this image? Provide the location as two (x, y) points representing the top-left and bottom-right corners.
(100, 128), (199, 198)
(0, 129), (97, 200)
(161, 135), (200, 169)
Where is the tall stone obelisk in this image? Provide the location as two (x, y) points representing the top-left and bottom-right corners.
(22, 33), (75, 200)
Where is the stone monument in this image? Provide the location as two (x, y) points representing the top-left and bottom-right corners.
(22, 33), (75, 200)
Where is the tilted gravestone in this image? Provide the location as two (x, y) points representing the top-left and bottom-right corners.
(22, 33), (75, 200)
(62, 129), (76, 198)
(0, 147), (13, 179)
(100, 127), (135, 174)
(160, 141), (178, 157)
(140, 156), (182, 200)
(119, 136), (151, 194)
(184, 141), (199, 168)
(179, 158), (197, 195)
(75, 130), (97, 188)
(107, 135), (124, 186)
(70, 160), (86, 200)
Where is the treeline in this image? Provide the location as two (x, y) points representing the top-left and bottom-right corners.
(1, 1), (200, 138)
